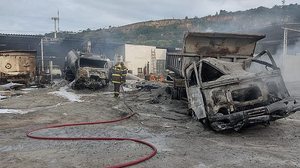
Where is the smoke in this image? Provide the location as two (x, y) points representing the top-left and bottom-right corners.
(273, 38), (300, 82)
(203, 27), (214, 32)
(187, 4), (300, 83)
(192, 11), (300, 83)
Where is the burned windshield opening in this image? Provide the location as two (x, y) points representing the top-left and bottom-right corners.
(189, 70), (198, 86)
(201, 62), (224, 82)
(246, 59), (276, 73)
(246, 51), (278, 73)
(79, 58), (107, 68)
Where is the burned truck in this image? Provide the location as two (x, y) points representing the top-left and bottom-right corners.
(64, 50), (111, 90)
(166, 32), (300, 131)
(0, 50), (36, 85)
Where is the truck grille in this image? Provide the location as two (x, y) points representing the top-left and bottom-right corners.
(245, 107), (267, 118)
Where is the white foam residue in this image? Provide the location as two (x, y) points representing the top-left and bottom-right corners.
(193, 162), (208, 168)
(49, 86), (82, 102)
(0, 103), (67, 115)
(0, 109), (24, 114)
(121, 85), (139, 92)
(122, 86), (134, 92)
(21, 88), (37, 91)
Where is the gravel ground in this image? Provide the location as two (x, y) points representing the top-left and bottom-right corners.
(0, 81), (299, 168)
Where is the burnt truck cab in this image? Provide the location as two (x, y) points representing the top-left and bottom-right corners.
(78, 56), (110, 80)
(74, 55), (111, 89)
(65, 50), (112, 89)
(178, 32), (300, 131)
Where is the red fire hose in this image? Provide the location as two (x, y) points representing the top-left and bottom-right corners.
(26, 112), (157, 168)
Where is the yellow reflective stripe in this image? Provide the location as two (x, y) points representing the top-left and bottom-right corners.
(121, 74), (127, 76)
(112, 81), (121, 83)
(112, 74), (121, 77)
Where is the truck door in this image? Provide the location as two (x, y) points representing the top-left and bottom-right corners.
(185, 62), (207, 119)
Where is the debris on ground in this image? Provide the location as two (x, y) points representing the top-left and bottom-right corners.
(0, 94), (8, 100)
(0, 82), (25, 90)
(0, 78), (299, 168)
(0, 90), (24, 100)
(136, 82), (161, 91)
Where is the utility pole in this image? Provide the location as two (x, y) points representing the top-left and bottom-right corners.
(282, 27), (300, 76)
(282, 28), (288, 72)
(57, 10), (60, 32)
(41, 38), (44, 71)
(40, 11), (61, 75)
(87, 41), (92, 53)
(49, 60), (53, 83)
(51, 10), (59, 38)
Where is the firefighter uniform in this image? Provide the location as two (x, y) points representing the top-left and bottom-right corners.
(112, 62), (127, 97)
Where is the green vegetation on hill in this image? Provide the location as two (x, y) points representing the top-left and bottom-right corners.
(48, 4), (300, 49)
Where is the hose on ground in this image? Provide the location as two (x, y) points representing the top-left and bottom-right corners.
(26, 85), (157, 168)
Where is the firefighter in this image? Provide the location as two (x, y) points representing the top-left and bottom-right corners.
(112, 62), (127, 97)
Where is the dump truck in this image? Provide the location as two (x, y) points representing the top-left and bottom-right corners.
(64, 50), (111, 90)
(166, 32), (300, 131)
(0, 50), (36, 85)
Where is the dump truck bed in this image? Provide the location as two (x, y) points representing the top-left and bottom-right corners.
(0, 50), (36, 84)
(166, 32), (265, 77)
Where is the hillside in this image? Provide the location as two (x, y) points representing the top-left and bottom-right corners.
(51, 4), (300, 52)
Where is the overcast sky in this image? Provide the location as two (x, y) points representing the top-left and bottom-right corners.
(0, 0), (298, 34)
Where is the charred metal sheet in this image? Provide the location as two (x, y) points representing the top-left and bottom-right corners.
(173, 78), (185, 88)
(188, 86), (206, 119)
(183, 32), (265, 57)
